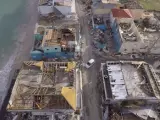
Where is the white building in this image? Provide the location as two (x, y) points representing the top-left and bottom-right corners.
(101, 61), (160, 120)
(101, 61), (160, 100)
(114, 17), (160, 54)
(53, 0), (76, 16)
(38, 0), (54, 16)
(117, 18), (145, 54)
(38, 0), (76, 16)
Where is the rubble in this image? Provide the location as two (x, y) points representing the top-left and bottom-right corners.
(123, 0), (142, 9)
(119, 23), (137, 41)
(143, 17), (160, 31)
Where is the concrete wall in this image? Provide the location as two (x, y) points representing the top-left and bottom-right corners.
(38, 6), (53, 15)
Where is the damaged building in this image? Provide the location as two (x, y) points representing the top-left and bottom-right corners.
(136, 16), (160, 54)
(53, 0), (75, 16)
(7, 61), (81, 120)
(115, 18), (143, 53)
(100, 61), (160, 120)
(38, 0), (75, 16)
(38, 0), (54, 16)
(31, 24), (79, 60)
(110, 9), (160, 54)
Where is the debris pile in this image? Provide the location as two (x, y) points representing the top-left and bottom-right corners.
(119, 23), (137, 41)
(93, 17), (104, 25)
(143, 17), (160, 31)
(123, 0), (142, 9)
(39, 12), (65, 24)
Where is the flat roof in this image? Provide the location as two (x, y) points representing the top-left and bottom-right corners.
(7, 61), (76, 111)
(102, 61), (160, 100)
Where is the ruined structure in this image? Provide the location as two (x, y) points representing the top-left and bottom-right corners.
(100, 61), (160, 120)
(7, 61), (80, 119)
(31, 23), (80, 60)
(110, 13), (160, 54)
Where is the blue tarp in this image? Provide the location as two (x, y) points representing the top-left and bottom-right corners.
(31, 50), (43, 60)
(95, 24), (107, 31)
(34, 34), (43, 41)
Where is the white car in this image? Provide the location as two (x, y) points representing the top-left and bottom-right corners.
(79, 34), (82, 39)
(85, 59), (95, 68)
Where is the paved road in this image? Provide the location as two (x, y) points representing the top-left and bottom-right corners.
(75, 1), (102, 120)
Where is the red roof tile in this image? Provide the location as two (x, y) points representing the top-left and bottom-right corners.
(111, 9), (133, 18)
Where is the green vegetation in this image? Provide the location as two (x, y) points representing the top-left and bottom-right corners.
(138, 0), (160, 11)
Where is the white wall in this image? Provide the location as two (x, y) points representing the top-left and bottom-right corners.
(55, 6), (71, 15)
(38, 6), (53, 15)
(68, 41), (76, 46)
(71, 0), (76, 13)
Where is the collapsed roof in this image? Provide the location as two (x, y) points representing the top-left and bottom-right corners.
(7, 61), (77, 111)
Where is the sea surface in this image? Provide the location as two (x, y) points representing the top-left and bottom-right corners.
(0, 0), (26, 87)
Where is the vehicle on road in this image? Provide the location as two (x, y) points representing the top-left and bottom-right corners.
(79, 34), (82, 39)
(85, 59), (95, 68)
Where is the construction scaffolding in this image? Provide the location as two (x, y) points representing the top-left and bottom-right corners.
(7, 61), (76, 111)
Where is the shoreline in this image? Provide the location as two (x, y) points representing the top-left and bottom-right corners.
(0, 0), (39, 117)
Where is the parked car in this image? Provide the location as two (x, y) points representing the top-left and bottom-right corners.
(85, 59), (95, 68)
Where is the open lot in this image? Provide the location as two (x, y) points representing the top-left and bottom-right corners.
(138, 0), (160, 11)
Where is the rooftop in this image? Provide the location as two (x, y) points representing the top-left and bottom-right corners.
(111, 9), (133, 18)
(101, 61), (160, 120)
(102, 61), (160, 100)
(7, 61), (77, 111)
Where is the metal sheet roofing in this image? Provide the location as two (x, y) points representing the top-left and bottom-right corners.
(107, 64), (127, 99)
(61, 87), (76, 110)
(111, 9), (133, 18)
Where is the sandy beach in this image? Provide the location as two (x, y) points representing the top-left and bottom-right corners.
(0, 0), (39, 118)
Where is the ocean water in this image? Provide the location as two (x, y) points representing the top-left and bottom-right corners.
(0, 0), (26, 86)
